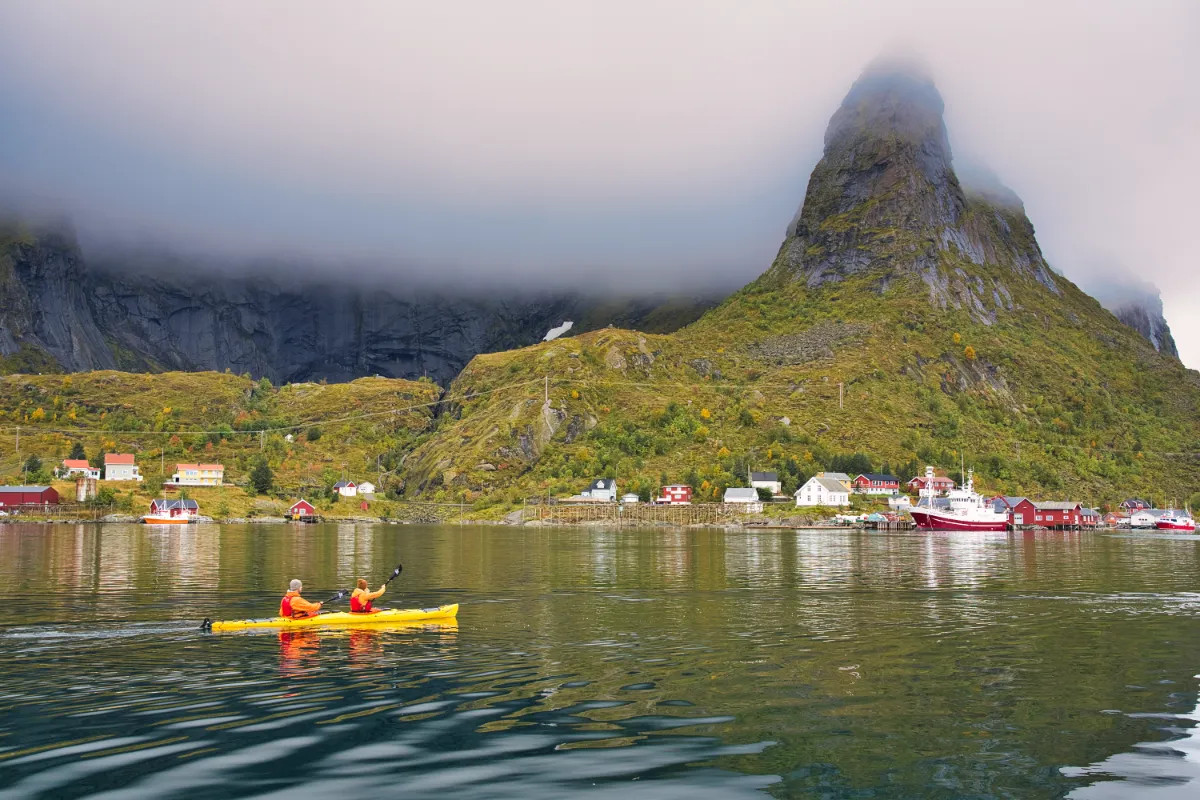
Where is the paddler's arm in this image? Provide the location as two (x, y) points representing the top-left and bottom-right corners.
(365, 585), (386, 602)
(292, 595), (323, 614)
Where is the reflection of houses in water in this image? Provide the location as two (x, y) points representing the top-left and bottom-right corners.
(656, 530), (690, 584)
(336, 524), (375, 580)
(912, 531), (1010, 590)
(723, 531), (783, 588)
(1065, 687), (1200, 797)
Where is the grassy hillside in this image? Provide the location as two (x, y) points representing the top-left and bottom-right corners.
(0, 371), (441, 515)
(401, 259), (1200, 512)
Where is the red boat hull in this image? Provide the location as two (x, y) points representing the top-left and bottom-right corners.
(1156, 521), (1196, 531)
(908, 510), (1009, 532)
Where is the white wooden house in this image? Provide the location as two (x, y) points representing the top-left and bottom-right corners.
(795, 477), (851, 507)
(582, 478), (617, 502)
(749, 471), (782, 496)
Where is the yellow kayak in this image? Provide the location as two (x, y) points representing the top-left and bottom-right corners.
(205, 603), (458, 632)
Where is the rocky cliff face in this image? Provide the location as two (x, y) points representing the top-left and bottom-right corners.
(767, 60), (1060, 321)
(0, 224), (718, 384)
(1084, 279), (1180, 358)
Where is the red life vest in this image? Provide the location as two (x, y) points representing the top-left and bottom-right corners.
(280, 594), (294, 618)
(350, 592), (373, 613)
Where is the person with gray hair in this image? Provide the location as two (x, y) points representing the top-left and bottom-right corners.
(279, 578), (323, 619)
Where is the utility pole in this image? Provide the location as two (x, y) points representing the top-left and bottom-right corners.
(838, 383), (844, 410)
(260, 430), (264, 451)
(544, 375), (549, 405)
(15, 426), (18, 456)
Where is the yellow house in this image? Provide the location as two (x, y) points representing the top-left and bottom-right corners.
(169, 463), (224, 486)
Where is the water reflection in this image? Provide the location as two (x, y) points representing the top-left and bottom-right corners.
(1, 523), (1199, 798)
(1067, 681), (1200, 798)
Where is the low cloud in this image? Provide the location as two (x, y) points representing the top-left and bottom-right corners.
(0, 1), (1197, 358)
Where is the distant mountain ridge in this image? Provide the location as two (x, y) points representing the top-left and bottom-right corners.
(0, 224), (719, 384)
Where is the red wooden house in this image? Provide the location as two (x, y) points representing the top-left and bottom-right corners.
(289, 499), (316, 519)
(0, 486), (59, 507)
(1032, 502), (1083, 529)
(852, 474), (900, 495)
(657, 485), (693, 505)
(907, 474), (955, 493)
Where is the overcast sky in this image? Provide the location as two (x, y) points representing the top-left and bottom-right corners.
(1, 1), (1197, 364)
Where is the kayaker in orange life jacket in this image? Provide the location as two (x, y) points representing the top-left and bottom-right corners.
(280, 579), (323, 619)
(350, 578), (386, 613)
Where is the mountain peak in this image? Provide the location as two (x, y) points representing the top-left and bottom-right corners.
(769, 61), (1060, 314)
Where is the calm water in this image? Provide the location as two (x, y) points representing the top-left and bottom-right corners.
(1, 524), (1199, 799)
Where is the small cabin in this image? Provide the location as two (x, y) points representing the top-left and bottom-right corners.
(289, 499), (316, 519)
(333, 480), (358, 497)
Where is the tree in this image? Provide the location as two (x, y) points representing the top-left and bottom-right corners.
(23, 454), (42, 475)
(306, 426), (323, 442)
(249, 457), (274, 494)
(69, 441), (87, 462)
(756, 487), (773, 502)
(964, 345), (977, 361)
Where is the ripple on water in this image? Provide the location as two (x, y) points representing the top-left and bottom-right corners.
(2, 524), (1200, 798)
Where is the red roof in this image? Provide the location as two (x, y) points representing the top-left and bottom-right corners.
(177, 463), (223, 471)
(63, 460), (91, 469)
(105, 453), (135, 464)
(198, 464), (223, 471)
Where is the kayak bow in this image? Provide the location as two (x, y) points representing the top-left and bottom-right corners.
(203, 603), (458, 632)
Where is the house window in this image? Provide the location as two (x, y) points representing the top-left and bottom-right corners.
(1035, 515), (1042, 521)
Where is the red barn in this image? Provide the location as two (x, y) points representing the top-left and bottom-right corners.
(0, 486), (60, 507)
(1032, 502), (1083, 529)
(289, 499), (316, 518)
(657, 485), (692, 505)
(1006, 499), (1038, 527)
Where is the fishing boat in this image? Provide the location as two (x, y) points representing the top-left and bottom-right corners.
(1155, 510), (1196, 532)
(907, 466), (1009, 532)
(143, 498), (198, 525)
(203, 603), (459, 632)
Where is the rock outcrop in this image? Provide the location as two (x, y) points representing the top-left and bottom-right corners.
(1085, 278), (1180, 358)
(767, 59), (1060, 321)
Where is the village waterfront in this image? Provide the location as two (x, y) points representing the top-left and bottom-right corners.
(2, 522), (1200, 799)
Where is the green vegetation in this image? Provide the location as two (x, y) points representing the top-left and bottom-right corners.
(0, 371), (440, 516)
(395, 206), (1200, 514)
(249, 457), (273, 494)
